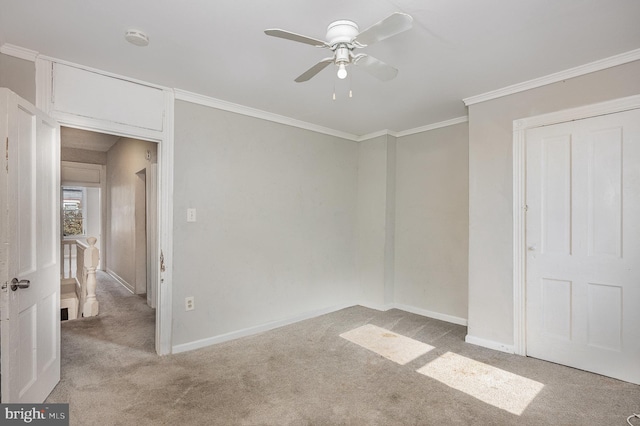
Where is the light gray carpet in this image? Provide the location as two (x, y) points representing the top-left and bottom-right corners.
(47, 272), (640, 425)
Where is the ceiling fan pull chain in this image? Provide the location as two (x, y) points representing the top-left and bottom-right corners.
(349, 72), (353, 98)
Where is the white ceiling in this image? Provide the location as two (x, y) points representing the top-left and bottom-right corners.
(1, 0), (639, 136)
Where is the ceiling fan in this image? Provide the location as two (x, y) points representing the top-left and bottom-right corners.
(265, 12), (413, 83)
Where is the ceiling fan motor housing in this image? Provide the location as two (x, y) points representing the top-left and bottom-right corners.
(326, 20), (359, 45)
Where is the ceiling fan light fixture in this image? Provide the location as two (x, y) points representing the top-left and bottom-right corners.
(337, 63), (348, 79)
(264, 12), (413, 83)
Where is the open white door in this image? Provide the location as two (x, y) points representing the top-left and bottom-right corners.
(0, 89), (61, 402)
(525, 108), (640, 384)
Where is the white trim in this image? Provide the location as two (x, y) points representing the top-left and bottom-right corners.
(174, 88), (358, 141)
(173, 302), (468, 354)
(394, 116), (469, 138)
(357, 129), (394, 141)
(464, 48), (640, 106)
(50, 112), (165, 142)
(465, 335), (515, 354)
(106, 268), (134, 294)
(157, 89), (174, 355)
(512, 94), (640, 357)
(0, 44), (38, 61)
(358, 302), (395, 312)
(513, 94), (640, 130)
(35, 57), (52, 113)
(392, 303), (468, 326)
(36, 55), (175, 356)
(356, 116), (469, 142)
(172, 303), (354, 354)
(175, 89), (468, 142)
(39, 54), (168, 92)
(512, 127), (527, 356)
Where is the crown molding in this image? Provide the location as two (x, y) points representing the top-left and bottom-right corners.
(356, 116), (468, 141)
(357, 129), (395, 141)
(0, 43), (38, 61)
(395, 116), (468, 137)
(174, 88), (359, 142)
(463, 48), (640, 106)
(512, 93), (640, 131)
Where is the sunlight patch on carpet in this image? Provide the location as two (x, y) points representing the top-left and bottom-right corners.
(417, 352), (544, 415)
(340, 324), (435, 365)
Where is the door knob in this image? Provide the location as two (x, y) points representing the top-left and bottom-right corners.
(11, 278), (30, 291)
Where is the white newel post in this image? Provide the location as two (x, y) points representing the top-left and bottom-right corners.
(82, 237), (100, 317)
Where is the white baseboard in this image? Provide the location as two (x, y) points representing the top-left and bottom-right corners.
(465, 334), (515, 354)
(358, 302), (395, 312)
(172, 301), (471, 355)
(172, 303), (354, 354)
(391, 303), (468, 326)
(106, 268), (134, 294)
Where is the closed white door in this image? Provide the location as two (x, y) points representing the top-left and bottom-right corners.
(525, 108), (640, 384)
(0, 89), (61, 402)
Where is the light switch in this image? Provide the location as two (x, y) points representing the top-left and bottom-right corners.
(187, 208), (197, 222)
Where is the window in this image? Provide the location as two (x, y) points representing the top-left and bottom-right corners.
(63, 187), (86, 236)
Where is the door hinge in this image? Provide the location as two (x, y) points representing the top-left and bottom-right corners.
(160, 250), (166, 272)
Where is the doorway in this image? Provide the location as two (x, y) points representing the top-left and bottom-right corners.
(513, 97), (640, 385)
(135, 165), (158, 308)
(60, 127), (159, 323)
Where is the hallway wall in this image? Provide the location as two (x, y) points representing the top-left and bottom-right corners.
(106, 137), (157, 293)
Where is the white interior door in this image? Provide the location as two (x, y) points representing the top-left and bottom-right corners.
(525, 108), (640, 384)
(0, 89), (61, 402)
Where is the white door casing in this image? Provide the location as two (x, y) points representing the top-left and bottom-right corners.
(36, 56), (174, 355)
(146, 163), (158, 309)
(519, 106), (640, 384)
(0, 89), (61, 402)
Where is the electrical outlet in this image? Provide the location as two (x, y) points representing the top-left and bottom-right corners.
(185, 296), (195, 311)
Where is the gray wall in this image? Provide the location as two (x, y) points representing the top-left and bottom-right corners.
(355, 134), (396, 307)
(0, 53), (35, 104)
(173, 101), (359, 346)
(395, 122), (469, 320)
(467, 60), (640, 346)
(106, 137), (157, 292)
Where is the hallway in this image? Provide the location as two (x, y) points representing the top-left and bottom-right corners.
(59, 270), (155, 360)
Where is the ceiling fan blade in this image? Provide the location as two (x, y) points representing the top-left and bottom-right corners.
(353, 12), (413, 46)
(294, 58), (334, 82)
(264, 29), (329, 47)
(353, 54), (398, 81)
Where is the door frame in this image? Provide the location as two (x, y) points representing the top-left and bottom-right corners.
(35, 57), (174, 355)
(512, 94), (640, 356)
